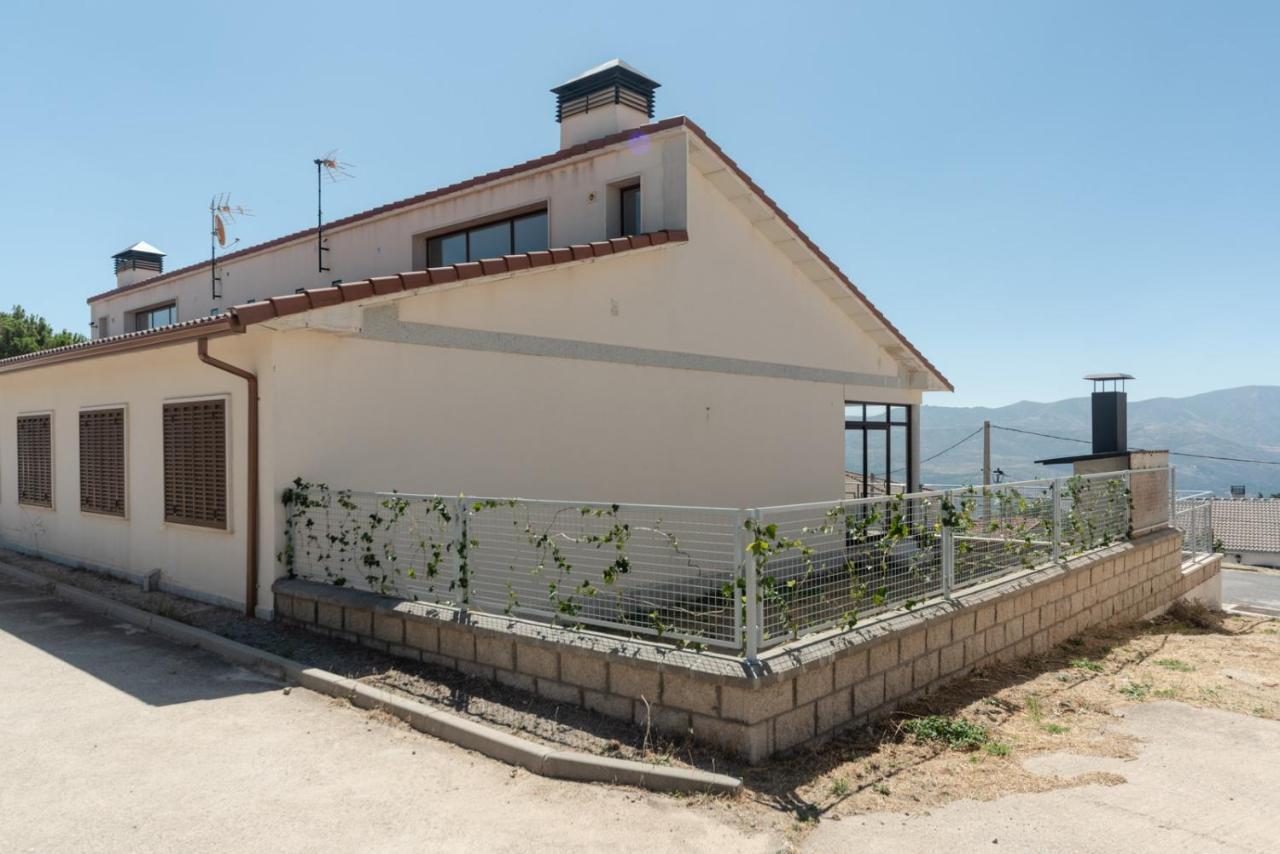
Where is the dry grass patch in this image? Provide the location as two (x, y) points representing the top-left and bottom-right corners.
(731, 609), (1279, 833)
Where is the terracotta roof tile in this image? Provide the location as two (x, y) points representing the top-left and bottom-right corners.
(369, 275), (404, 296)
(1211, 499), (1280, 553)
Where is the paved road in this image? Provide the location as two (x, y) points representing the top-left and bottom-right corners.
(1223, 567), (1280, 617)
(0, 578), (776, 854)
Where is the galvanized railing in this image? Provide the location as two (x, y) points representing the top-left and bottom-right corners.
(284, 470), (1146, 659)
(1173, 490), (1214, 559)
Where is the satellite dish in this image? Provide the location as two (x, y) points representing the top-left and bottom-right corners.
(214, 213), (227, 247)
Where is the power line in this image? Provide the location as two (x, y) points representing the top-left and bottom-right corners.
(921, 427), (983, 464)
(990, 424), (1280, 466)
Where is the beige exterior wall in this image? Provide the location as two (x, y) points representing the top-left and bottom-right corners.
(0, 336), (256, 608)
(90, 128), (690, 336)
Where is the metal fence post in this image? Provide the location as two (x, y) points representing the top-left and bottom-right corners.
(743, 508), (761, 664)
(1169, 466), (1177, 529)
(732, 509), (746, 656)
(941, 490), (955, 601)
(1051, 478), (1062, 564)
(453, 496), (468, 621)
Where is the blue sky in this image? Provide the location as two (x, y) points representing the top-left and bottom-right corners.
(1, 1), (1276, 407)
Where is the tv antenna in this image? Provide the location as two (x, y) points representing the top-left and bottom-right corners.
(313, 151), (354, 273)
(210, 193), (252, 300)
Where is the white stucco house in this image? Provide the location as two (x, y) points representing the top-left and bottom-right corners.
(0, 60), (951, 617)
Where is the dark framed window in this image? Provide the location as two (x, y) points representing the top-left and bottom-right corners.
(619, 184), (641, 237)
(80, 408), (126, 517)
(844, 403), (912, 498)
(133, 303), (176, 332)
(17, 414), (53, 507)
(163, 399), (227, 529)
(426, 209), (548, 267)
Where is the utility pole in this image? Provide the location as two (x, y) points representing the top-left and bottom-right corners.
(983, 420), (992, 518)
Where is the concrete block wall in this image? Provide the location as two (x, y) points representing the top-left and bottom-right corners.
(274, 527), (1217, 762)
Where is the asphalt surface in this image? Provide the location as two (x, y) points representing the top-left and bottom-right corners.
(1222, 567), (1280, 617)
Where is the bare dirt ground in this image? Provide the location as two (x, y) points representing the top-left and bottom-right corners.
(6, 549), (1280, 851)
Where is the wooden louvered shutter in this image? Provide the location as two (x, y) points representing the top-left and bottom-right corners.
(16, 414), (53, 507)
(80, 408), (126, 516)
(163, 399), (227, 529)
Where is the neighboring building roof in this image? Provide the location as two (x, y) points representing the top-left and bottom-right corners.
(114, 240), (165, 257)
(1213, 499), (1280, 553)
(0, 230), (687, 375)
(82, 116), (950, 390)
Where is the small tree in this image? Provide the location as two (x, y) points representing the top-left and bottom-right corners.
(0, 306), (86, 358)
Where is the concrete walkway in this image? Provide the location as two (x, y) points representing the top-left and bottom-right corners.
(0, 578), (774, 854)
(805, 701), (1280, 853)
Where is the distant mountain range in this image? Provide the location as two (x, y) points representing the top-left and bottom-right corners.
(917, 386), (1280, 496)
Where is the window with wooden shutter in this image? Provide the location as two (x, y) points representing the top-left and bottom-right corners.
(80, 408), (126, 516)
(162, 399), (227, 529)
(17, 414), (53, 507)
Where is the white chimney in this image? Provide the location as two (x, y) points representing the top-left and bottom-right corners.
(112, 241), (165, 288)
(551, 60), (660, 149)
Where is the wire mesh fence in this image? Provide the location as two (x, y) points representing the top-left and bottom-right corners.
(281, 470), (1146, 657)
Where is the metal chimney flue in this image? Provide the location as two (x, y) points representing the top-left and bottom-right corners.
(1085, 373), (1132, 455)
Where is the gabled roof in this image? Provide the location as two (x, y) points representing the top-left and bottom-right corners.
(1, 231), (687, 375)
(1212, 499), (1280, 553)
(84, 116), (949, 389)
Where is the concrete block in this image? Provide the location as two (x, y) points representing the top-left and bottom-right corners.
(963, 632), (985, 665)
(317, 601), (343, 630)
(662, 671), (719, 716)
(817, 689), (852, 734)
(795, 664), (835, 707)
(560, 651), (608, 692)
(343, 607), (372, 637)
(536, 679), (582, 706)
(439, 625), (475, 661)
(635, 703), (690, 737)
(939, 641), (965, 675)
(475, 634), (515, 670)
(373, 612), (404, 644)
(774, 703), (817, 752)
(926, 620), (951, 651)
(854, 673), (886, 716)
(291, 596), (316, 623)
(912, 650), (939, 689)
(1004, 616), (1025, 644)
(583, 689), (633, 721)
(691, 715), (769, 762)
(458, 660), (495, 681)
(516, 644), (559, 680)
(835, 649), (869, 688)
(951, 611), (976, 640)
(975, 604), (997, 631)
(868, 639), (899, 675)
(495, 669), (536, 693)
(404, 620), (439, 654)
(608, 661), (661, 702)
(884, 664), (913, 701)
(721, 677), (793, 724)
(984, 624), (1004, 652)
(387, 643), (421, 662)
(899, 629), (926, 661)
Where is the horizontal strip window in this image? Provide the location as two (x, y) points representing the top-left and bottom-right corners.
(134, 303), (176, 332)
(17, 414), (53, 507)
(163, 399), (227, 529)
(427, 210), (548, 268)
(80, 408), (126, 516)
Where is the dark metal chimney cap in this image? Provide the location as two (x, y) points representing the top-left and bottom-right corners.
(1084, 372), (1134, 392)
(551, 59), (660, 123)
